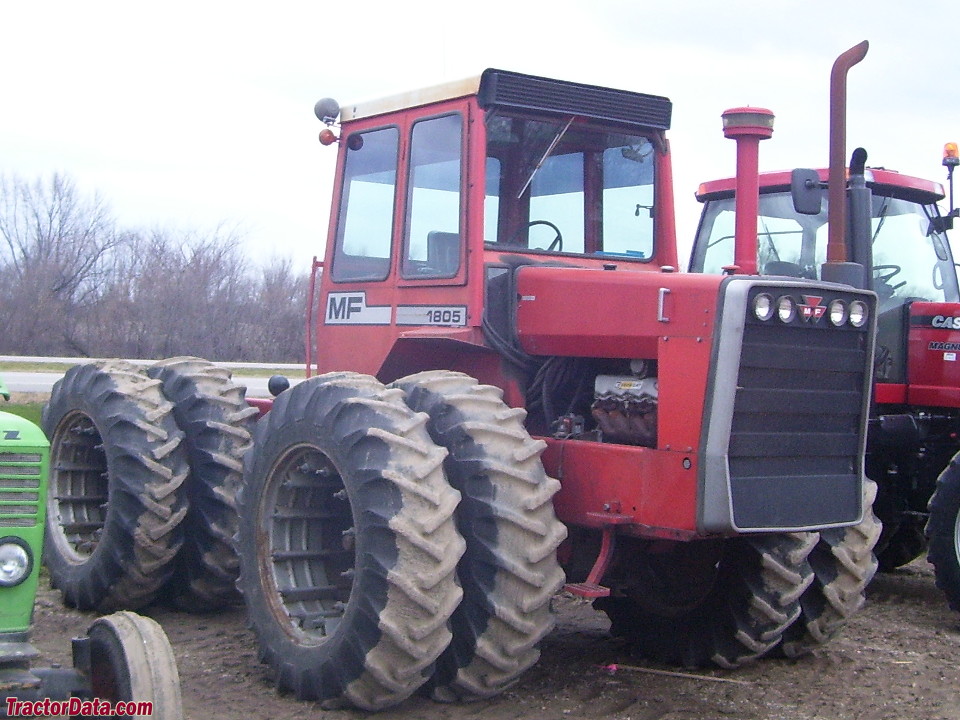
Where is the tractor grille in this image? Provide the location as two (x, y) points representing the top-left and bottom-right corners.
(0, 451), (43, 528)
(726, 296), (871, 530)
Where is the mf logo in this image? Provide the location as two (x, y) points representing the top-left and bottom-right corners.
(799, 295), (826, 322)
(325, 292), (391, 325)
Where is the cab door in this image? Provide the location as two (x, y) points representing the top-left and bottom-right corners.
(316, 100), (472, 377)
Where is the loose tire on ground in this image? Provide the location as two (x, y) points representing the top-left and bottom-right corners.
(391, 371), (567, 702)
(595, 533), (816, 668)
(926, 451), (960, 612)
(779, 479), (881, 656)
(85, 610), (184, 719)
(148, 357), (257, 612)
(236, 373), (465, 711)
(42, 361), (189, 612)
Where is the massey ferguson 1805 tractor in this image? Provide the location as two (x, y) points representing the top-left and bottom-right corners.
(43, 44), (880, 711)
(691, 135), (960, 610)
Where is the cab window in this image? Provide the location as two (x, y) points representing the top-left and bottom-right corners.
(403, 114), (463, 278)
(484, 112), (655, 259)
(331, 126), (399, 282)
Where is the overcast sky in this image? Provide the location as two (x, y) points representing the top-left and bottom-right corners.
(2, 1), (957, 270)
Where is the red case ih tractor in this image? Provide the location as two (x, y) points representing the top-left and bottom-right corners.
(692, 143), (960, 611)
(43, 45), (880, 710)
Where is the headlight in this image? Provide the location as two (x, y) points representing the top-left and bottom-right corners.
(753, 293), (775, 321)
(0, 538), (32, 587)
(777, 295), (797, 323)
(849, 300), (869, 328)
(828, 299), (848, 327)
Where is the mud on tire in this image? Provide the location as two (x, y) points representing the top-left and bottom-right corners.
(596, 532), (816, 668)
(926, 450), (960, 612)
(42, 361), (189, 612)
(780, 478), (881, 657)
(391, 371), (567, 702)
(148, 357), (257, 612)
(236, 373), (465, 711)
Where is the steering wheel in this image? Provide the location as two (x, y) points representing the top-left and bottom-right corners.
(873, 264), (906, 291)
(508, 220), (563, 252)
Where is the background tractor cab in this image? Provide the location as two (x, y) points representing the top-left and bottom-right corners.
(690, 143), (960, 608)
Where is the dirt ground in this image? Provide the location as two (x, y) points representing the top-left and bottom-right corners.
(26, 557), (960, 720)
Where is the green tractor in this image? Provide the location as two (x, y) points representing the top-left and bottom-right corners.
(0, 377), (183, 719)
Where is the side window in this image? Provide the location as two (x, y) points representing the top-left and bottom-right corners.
(403, 114), (463, 278)
(602, 143), (655, 258)
(332, 126), (399, 282)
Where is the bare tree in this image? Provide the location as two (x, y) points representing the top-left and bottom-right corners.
(0, 173), (307, 362)
(0, 174), (121, 354)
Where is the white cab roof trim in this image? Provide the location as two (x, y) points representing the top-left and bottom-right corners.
(341, 76), (481, 121)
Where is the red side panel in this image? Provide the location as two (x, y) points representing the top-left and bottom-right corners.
(907, 302), (960, 408)
(544, 440), (698, 537)
(514, 267), (722, 357)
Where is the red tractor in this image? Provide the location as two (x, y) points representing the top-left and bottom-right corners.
(43, 46), (880, 711)
(691, 127), (960, 608)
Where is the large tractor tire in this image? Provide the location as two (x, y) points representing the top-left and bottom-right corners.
(236, 373), (465, 711)
(391, 371), (567, 702)
(779, 478), (881, 657)
(85, 611), (184, 719)
(595, 532), (816, 668)
(42, 361), (189, 611)
(926, 450), (960, 612)
(147, 357), (257, 612)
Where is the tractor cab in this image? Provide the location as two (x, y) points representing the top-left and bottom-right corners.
(311, 70), (679, 389)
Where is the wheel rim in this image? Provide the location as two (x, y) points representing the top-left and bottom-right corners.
(258, 443), (356, 644)
(952, 504), (960, 567)
(47, 410), (109, 563)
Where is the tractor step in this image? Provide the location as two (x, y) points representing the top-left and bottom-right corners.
(563, 581), (610, 598)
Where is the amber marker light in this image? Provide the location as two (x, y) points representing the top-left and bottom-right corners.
(319, 128), (339, 145)
(944, 142), (959, 167)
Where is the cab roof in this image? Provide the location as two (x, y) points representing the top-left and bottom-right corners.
(340, 69), (672, 132)
(696, 167), (945, 204)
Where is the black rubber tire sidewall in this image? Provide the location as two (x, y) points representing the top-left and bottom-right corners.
(236, 373), (463, 710)
(42, 362), (189, 612)
(596, 533), (815, 669)
(148, 357), (256, 611)
(927, 451), (960, 612)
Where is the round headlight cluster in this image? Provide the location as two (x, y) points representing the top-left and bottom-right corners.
(0, 538), (33, 587)
(753, 293), (775, 321)
(849, 300), (869, 328)
(828, 299), (849, 326)
(776, 295), (797, 323)
(752, 293), (870, 327)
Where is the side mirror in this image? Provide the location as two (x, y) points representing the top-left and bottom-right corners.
(791, 168), (822, 215)
(931, 211), (957, 234)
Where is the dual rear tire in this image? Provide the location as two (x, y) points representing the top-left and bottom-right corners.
(235, 371), (567, 709)
(42, 359), (253, 613)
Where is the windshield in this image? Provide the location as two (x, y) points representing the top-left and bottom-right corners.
(692, 191), (960, 305)
(484, 112), (656, 259)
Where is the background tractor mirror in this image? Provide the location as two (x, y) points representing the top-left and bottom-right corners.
(791, 168), (822, 215)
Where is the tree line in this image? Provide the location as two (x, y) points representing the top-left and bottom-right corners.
(0, 174), (309, 362)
